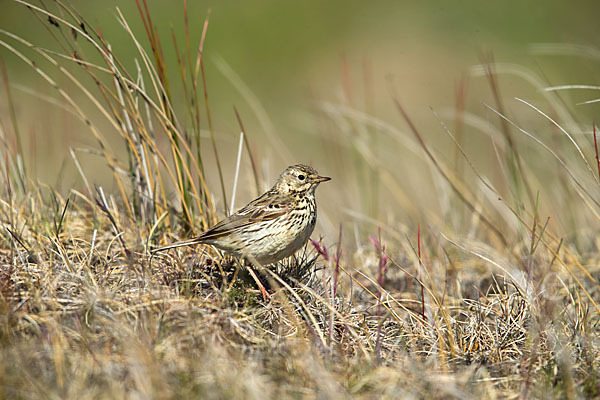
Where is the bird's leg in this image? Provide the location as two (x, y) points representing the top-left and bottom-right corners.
(244, 258), (271, 301)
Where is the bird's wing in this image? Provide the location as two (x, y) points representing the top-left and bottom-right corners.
(197, 192), (292, 240)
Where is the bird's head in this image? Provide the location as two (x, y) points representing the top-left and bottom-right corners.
(273, 164), (330, 194)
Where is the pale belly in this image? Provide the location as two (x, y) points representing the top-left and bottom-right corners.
(208, 209), (317, 265)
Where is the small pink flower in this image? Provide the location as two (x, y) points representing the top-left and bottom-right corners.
(310, 238), (329, 261)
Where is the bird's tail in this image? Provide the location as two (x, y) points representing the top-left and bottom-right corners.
(151, 237), (205, 253)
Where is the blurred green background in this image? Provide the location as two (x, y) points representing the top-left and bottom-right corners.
(1, 0), (600, 236)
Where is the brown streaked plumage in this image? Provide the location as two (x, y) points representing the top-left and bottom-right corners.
(153, 164), (330, 265)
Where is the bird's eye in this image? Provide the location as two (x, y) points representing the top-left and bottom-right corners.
(298, 174), (305, 181)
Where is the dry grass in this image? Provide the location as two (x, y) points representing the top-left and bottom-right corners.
(1, 1), (600, 399)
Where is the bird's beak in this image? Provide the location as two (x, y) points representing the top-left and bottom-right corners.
(314, 175), (331, 183)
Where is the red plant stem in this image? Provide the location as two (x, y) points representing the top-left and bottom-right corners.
(418, 224), (425, 324)
(593, 123), (600, 179)
(329, 225), (342, 348)
(374, 228), (386, 363)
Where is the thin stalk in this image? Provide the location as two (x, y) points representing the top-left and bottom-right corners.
(230, 132), (244, 215)
(391, 90), (508, 246)
(329, 225), (342, 349)
(593, 123), (600, 179)
(481, 55), (535, 211)
(418, 224), (425, 325)
(197, 12), (229, 214)
(234, 107), (261, 195)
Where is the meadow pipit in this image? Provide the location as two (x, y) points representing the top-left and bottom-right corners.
(153, 164), (330, 296)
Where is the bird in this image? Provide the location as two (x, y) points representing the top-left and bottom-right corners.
(152, 164), (330, 297)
